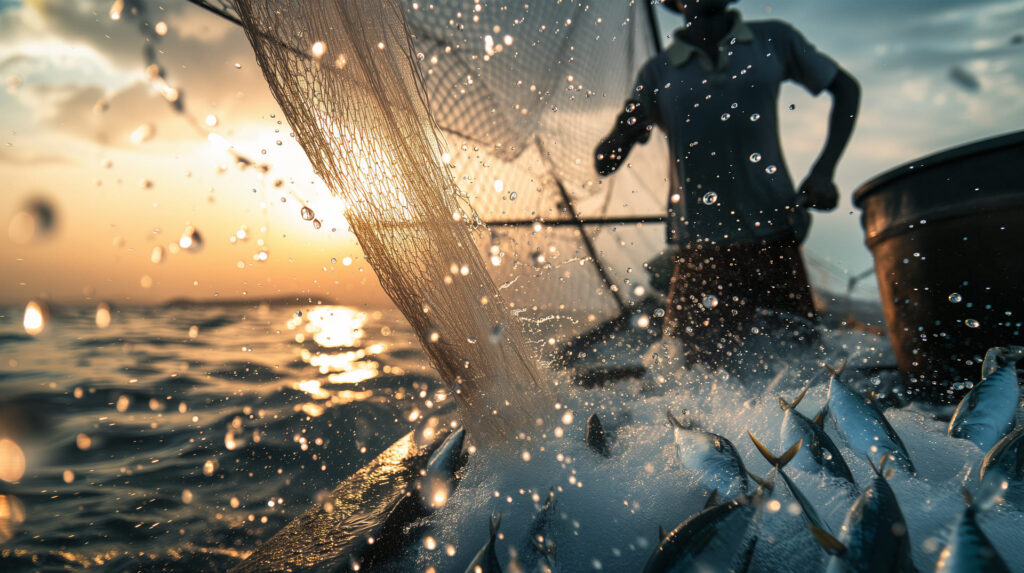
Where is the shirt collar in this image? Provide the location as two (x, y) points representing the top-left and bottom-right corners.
(666, 11), (754, 68)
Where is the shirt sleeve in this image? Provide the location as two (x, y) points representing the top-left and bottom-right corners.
(780, 23), (839, 95)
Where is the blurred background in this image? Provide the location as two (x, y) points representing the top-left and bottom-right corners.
(1, 0), (1022, 307)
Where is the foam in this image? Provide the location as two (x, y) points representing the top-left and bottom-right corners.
(405, 329), (1024, 572)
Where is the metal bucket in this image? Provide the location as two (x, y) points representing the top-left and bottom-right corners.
(853, 130), (1024, 403)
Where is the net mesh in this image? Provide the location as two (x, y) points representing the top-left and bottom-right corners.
(195, 0), (669, 346)
(231, 0), (561, 442)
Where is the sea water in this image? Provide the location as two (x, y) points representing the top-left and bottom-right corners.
(0, 302), (451, 570)
(3, 304), (1023, 571)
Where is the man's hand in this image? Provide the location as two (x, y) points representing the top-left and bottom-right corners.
(799, 171), (839, 211)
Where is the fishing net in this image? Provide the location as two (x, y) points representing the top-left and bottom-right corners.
(232, 0), (561, 442)
(193, 0), (670, 348)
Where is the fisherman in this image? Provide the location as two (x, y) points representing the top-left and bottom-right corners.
(595, 0), (860, 374)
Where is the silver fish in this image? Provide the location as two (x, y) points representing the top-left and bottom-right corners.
(643, 491), (762, 573)
(826, 370), (915, 474)
(935, 493), (1010, 573)
(980, 425), (1024, 507)
(418, 426), (465, 510)
(667, 409), (749, 499)
(748, 434), (832, 537)
(809, 454), (914, 573)
(465, 514), (502, 573)
(778, 389), (856, 485)
(949, 346), (1024, 451)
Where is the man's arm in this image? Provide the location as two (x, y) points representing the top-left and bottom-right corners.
(799, 67), (860, 210)
(594, 100), (654, 176)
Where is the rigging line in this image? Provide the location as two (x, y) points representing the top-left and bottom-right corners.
(487, 216), (665, 227)
(535, 135), (627, 314)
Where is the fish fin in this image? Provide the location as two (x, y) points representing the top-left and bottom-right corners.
(777, 440), (803, 468)
(490, 513), (502, 537)
(585, 413), (610, 457)
(807, 523), (846, 556)
(703, 488), (719, 509)
(784, 387), (809, 411)
(658, 525), (667, 543)
(778, 397), (790, 411)
(961, 487), (973, 506)
(885, 466), (896, 480)
(871, 453), (893, 478)
(812, 407), (827, 428)
(748, 432), (803, 470)
(823, 359), (848, 378)
(543, 488), (556, 511)
(666, 408), (690, 430)
(746, 469), (775, 492)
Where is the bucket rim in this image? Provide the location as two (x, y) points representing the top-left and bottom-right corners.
(853, 129), (1024, 208)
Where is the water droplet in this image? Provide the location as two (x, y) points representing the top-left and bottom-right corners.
(749, 153), (762, 163)
(8, 197), (57, 245)
(300, 206), (315, 221)
(179, 225), (203, 252)
(948, 293), (962, 303)
(720, 113), (730, 121)
(764, 165), (777, 175)
(653, 308), (665, 318)
(150, 245), (165, 264)
(702, 294), (719, 309)
(509, 192), (517, 200)
(626, 117), (637, 126)
(750, 113), (761, 122)
(702, 191), (718, 205)
(788, 104), (796, 110)
(312, 219), (322, 230)
(965, 318), (980, 328)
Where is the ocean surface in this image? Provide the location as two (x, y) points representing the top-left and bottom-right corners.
(0, 301), (448, 571)
(3, 300), (1023, 572)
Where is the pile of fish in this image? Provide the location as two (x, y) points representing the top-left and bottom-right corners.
(441, 346), (1023, 573)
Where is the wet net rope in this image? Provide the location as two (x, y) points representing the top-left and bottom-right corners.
(192, 0), (667, 346)
(232, 0), (558, 443)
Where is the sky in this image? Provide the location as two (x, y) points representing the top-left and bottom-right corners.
(1, 0), (1022, 306)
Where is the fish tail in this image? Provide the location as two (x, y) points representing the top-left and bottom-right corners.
(666, 408), (689, 429)
(807, 523), (846, 556)
(778, 387), (809, 411)
(823, 359), (847, 378)
(749, 432), (803, 470)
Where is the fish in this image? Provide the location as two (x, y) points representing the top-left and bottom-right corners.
(466, 514), (502, 573)
(748, 433), (833, 537)
(778, 389), (856, 485)
(642, 489), (762, 573)
(418, 426), (465, 510)
(586, 413), (611, 457)
(979, 425), (1024, 507)
(518, 489), (558, 573)
(666, 409), (749, 499)
(948, 346), (1024, 451)
(809, 454), (915, 573)
(825, 367), (915, 474)
(935, 491), (1011, 573)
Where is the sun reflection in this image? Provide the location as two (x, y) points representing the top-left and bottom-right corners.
(23, 301), (46, 336)
(0, 438), (26, 483)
